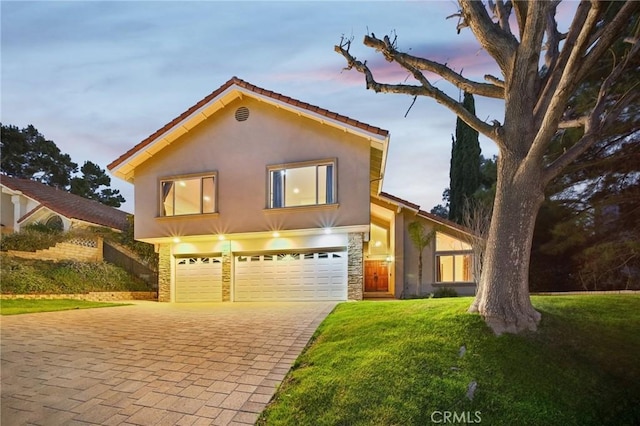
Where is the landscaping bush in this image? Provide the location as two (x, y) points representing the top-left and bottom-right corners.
(432, 287), (458, 298)
(0, 255), (153, 294)
(0, 227), (66, 252)
(119, 215), (158, 267)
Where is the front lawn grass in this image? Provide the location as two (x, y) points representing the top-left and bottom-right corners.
(0, 299), (128, 315)
(259, 295), (640, 426)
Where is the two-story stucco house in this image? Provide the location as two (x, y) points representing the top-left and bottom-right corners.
(108, 77), (476, 302)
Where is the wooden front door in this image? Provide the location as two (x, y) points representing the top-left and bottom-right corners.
(365, 260), (389, 292)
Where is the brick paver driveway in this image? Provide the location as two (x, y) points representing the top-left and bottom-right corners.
(1, 301), (336, 425)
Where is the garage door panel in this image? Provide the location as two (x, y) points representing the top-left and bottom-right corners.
(235, 252), (347, 301)
(175, 257), (222, 302)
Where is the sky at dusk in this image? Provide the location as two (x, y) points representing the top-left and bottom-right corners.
(1, 1), (576, 213)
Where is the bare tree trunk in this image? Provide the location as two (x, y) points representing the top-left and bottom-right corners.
(469, 151), (544, 334)
(417, 254), (423, 296)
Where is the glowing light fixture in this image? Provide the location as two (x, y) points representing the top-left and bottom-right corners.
(374, 241), (382, 247)
(178, 181), (187, 187)
(386, 256), (393, 262)
(218, 235), (225, 241)
(172, 237), (181, 243)
(293, 188), (300, 194)
(272, 231), (280, 238)
(324, 228), (332, 235)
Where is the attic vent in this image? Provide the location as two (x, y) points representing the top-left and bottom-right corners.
(235, 106), (250, 122)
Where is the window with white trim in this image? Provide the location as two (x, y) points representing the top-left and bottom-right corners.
(160, 173), (216, 216)
(269, 161), (336, 208)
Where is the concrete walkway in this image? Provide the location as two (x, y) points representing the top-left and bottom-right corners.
(1, 301), (336, 425)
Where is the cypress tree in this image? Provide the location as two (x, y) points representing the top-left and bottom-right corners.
(448, 92), (481, 224)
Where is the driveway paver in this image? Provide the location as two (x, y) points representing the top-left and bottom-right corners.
(1, 301), (336, 425)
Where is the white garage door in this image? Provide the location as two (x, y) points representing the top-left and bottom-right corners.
(175, 257), (223, 302)
(234, 251), (347, 301)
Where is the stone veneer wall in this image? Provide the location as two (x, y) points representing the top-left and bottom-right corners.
(222, 253), (231, 302)
(347, 232), (364, 300)
(157, 244), (171, 302)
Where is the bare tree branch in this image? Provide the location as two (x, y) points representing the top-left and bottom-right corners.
(512, 1), (529, 40)
(527, 2), (602, 166)
(558, 117), (588, 129)
(511, 1), (551, 103)
(484, 74), (505, 87)
(534, 1), (591, 121)
(488, 0), (513, 35)
(542, 1), (563, 71)
(459, 0), (518, 75)
(362, 35), (504, 98)
(333, 42), (502, 146)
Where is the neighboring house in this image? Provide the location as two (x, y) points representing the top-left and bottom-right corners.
(108, 77), (476, 303)
(0, 175), (129, 233)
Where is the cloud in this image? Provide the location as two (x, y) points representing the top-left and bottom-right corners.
(2, 0), (498, 213)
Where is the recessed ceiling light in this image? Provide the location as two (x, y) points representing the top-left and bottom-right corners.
(293, 188), (300, 194)
(272, 232), (280, 238)
(173, 237), (181, 243)
(218, 235), (225, 241)
(324, 228), (332, 234)
(374, 241), (382, 247)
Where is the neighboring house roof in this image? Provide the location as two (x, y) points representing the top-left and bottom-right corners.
(0, 175), (129, 231)
(378, 191), (476, 237)
(108, 76), (390, 194)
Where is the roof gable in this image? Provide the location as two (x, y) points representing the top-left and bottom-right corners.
(108, 77), (390, 192)
(377, 191), (475, 237)
(1, 175), (129, 231)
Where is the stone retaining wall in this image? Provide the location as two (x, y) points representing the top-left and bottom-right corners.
(6, 238), (103, 262)
(0, 292), (157, 302)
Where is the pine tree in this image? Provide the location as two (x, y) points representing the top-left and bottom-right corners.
(448, 92), (481, 224)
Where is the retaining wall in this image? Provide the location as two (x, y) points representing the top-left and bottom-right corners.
(0, 292), (157, 302)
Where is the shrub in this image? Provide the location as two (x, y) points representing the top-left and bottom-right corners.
(24, 221), (63, 234)
(432, 287), (458, 298)
(0, 228), (66, 252)
(119, 215), (158, 267)
(0, 255), (153, 294)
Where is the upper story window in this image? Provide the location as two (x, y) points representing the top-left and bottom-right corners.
(160, 173), (216, 216)
(269, 160), (336, 208)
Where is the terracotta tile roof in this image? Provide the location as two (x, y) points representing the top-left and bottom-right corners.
(378, 191), (421, 211)
(379, 191), (475, 236)
(416, 209), (476, 236)
(108, 76), (389, 171)
(1, 175), (129, 231)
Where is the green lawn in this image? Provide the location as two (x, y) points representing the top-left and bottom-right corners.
(259, 295), (640, 426)
(0, 299), (128, 315)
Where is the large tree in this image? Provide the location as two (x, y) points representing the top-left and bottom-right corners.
(70, 161), (126, 207)
(336, 1), (640, 334)
(1, 123), (126, 207)
(449, 92), (481, 224)
(1, 123), (77, 188)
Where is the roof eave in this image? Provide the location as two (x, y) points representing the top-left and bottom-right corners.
(109, 81), (389, 183)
